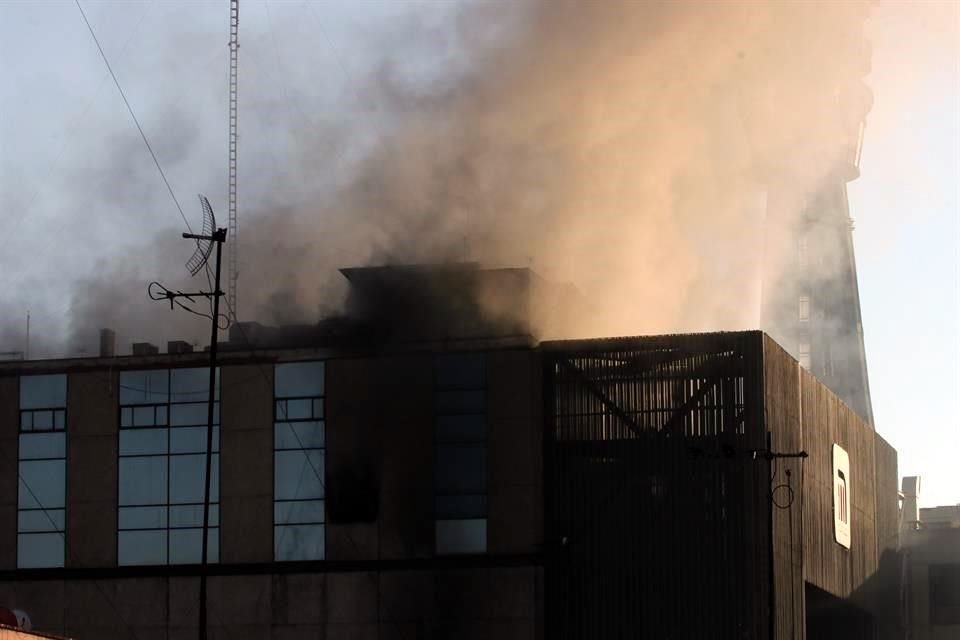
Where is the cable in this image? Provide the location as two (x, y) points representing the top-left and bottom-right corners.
(219, 296), (412, 640)
(74, 0), (191, 233)
(0, 0), (153, 254)
(5, 434), (142, 640)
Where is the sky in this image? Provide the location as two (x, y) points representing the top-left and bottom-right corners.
(0, 0), (957, 507)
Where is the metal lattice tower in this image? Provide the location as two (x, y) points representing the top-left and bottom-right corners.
(227, 0), (239, 322)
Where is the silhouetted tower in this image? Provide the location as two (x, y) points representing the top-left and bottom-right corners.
(761, 5), (875, 425)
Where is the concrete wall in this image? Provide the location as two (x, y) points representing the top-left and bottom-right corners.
(0, 376), (18, 570)
(0, 347), (543, 638)
(0, 568), (540, 639)
(66, 371), (117, 568)
(220, 364), (274, 564)
(905, 528), (960, 640)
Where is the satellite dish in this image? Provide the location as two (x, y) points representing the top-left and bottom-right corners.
(13, 610), (31, 631)
(185, 195), (217, 276)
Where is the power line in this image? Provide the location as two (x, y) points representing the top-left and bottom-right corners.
(73, 0), (191, 233)
(4, 441), (142, 640)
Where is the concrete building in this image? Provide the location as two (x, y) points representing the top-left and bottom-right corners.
(900, 477), (960, 639)
(0, 266), (899, 639)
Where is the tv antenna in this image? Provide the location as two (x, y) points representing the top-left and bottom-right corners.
(226, 0), (239, 322)
(147, 194), (226, 640)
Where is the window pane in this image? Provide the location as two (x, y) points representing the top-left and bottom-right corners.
(171, 427), (219, 454)
(170, 504), (219, 528)
(169, 402), (218, 427)
(54, 410), (65, 430)
(17, 532), (64, 568)
(436, 390), (485, 414)
(19, 433), (66, 460)
(133, 406), (158, 427)
(32, 410), (53, 431)
(275, 422), (324, 450)
(275, 450), (325, 500)
(120, 428), (167, 456)
(170, 454), (218, 505)
(171, 368), (219, 403)
(284, 398), (313, 420)
(275, 500), (325, 525)
(18, 509), (65, 533)
(120, 370), (169, 405)
(436, 415), (485, 442)
(20, 375), (66, 409)
(20, 412), (32, 431)
(169, 528), (218, 565)
(119, 457), (168, 505)
(435, 445), (486, 493)
(275, 362), (324, 398)
(436, 495), (486, 519)
(119, 506), (167, 530)
(435, 353), (484, 389)
(436, 519), (486, 555)
(118, 530), (167, 566)
(121, 407), (133, 427)
(275, 524), (324, 561)
(19, 460), (65, 509)
(312, 399), (324, 419)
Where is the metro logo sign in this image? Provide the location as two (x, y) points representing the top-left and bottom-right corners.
(832, 444), (851, 548)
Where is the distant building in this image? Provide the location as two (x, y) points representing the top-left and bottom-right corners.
(900, 477), (960, 639)
(0, 265), (898, 639)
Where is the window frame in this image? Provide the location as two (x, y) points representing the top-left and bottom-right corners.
(273, 361), (326, 562)
(117, 367), (220, 566)
(433, 352), (488, 555)
(17, 374), (68, 569)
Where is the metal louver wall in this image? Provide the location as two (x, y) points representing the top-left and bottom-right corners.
(542, 332), (771, 640)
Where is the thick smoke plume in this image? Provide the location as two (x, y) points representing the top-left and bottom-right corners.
(3, 0), (877, 356)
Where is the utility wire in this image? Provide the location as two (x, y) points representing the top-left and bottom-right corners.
(4, 440), (142, 640)
(74, 0), (191, 233)
(219, 295), (411, 640)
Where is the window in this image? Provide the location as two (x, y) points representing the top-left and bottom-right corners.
(799, 296), (810, 322)
(798, 237), (809, 269)
(118, 368), (219, 565)
(434, 353), (487, 554)
(832, 444), (851, 548)
(18, 374), (67, 568)
(930, 564), (960, 625)
(274, 361), (325, 561)
(798, 343), (811, 370)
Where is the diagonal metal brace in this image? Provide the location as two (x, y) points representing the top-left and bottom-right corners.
(556, 357), (644, 437)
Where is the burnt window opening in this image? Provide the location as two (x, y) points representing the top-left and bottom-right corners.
(326, 460), (379, 524)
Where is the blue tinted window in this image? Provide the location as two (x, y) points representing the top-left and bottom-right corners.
(17, 533), (65, 569)
(434, 353), (487, 554)
(275, 361), (324, 398)
(274, 361), (325, 561)
(20, 375), (66, 409)
(435, 519), (486, 555)
(17, 376), (66, 569)
(118, 368), (219, 566)
(275, 524), (325, 562)
(119, 370), (169, 405)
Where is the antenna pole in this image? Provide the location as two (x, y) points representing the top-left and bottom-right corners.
(227, 0), (239, 323)
(198, 228), (225, 640)
(152, 218), (226, 640)
(25, 312), (30, 360)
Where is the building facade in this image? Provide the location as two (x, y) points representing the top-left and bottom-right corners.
(0, 325), (898, 640)
(900, 477), (960, 640)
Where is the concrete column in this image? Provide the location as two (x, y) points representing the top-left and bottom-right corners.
(219, 364), (273, 564)
(487, 350), (542, 554)
(0, 376), (18, 570)
(67, 370), (118, 568)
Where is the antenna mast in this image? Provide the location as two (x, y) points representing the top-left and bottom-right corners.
(227, 0), (239, 322)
